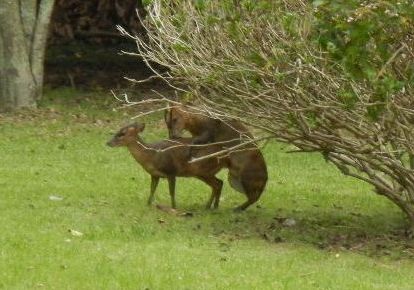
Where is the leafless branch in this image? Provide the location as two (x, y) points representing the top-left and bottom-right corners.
(117, 0), (414, 227)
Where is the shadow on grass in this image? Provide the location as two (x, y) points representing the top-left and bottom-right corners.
(159, 203), (414, 260)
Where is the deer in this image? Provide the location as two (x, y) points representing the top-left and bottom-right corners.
(165, 104), (268, 211)
(107, 123), (227, 209)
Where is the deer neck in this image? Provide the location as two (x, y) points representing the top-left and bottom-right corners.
(186, 115), (208, 136)
(126, 136), (156, 166)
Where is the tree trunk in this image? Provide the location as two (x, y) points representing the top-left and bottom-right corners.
(383, 190), (414, 233)
(0, 0), (55, 112)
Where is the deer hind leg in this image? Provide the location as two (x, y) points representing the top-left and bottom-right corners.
(147, 176), (160, 206)
(199, 176), (223, 209)
(234, 178), (266, 211)
(167, 176), (177, 209)
(212, 178), (223, 209)
(233, 157), (267, 211)
(234, 193), (260, 211)
(228, 172), (245, 193)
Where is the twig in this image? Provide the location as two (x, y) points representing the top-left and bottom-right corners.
(189, 136), (273, 163)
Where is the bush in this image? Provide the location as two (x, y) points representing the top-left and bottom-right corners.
(121, 0), (414, 232)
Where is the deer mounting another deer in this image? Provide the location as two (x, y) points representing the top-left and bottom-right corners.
(165, 105), (268, 211)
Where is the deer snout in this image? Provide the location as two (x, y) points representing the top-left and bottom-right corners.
(106, 139), (116, 147)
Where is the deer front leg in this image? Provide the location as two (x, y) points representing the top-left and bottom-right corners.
(147, 176), (160, 206)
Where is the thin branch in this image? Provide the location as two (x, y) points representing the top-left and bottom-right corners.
(189, 136), (273, 163)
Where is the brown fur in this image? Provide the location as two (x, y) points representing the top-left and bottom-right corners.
(107, 123), (226, 209)
(165, 105), (268, 211)
(165, 106), (252, 146)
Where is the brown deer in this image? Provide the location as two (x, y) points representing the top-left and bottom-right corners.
(107, 123), (226, 209)
(165, 105), (268, 211)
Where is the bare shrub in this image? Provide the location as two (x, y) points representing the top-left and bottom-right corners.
(119, 0), (414, 231)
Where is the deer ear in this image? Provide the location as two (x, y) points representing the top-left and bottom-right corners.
(138, 123), (145, 132)
(132, 122), (145, 132)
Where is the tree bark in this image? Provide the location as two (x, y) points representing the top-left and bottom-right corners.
(381, 189), (414, 233)
(0, 0), (55, 112)
(31, 0), (55, 101)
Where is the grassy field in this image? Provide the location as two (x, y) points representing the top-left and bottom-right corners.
(1, 89), (414, 289)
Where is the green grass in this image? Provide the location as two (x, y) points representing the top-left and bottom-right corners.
(1, 89), (414, 289)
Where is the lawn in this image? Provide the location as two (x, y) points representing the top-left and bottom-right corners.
(1, 89), (414, 290)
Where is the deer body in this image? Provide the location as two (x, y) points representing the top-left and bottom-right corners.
(165, 106), (268, 211)
(127, 137), (224, 178)
(107, 123), (225, 209)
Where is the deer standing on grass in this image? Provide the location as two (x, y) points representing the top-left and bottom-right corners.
(107, 123), (226, 209)
(165, 105), (268, 211)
